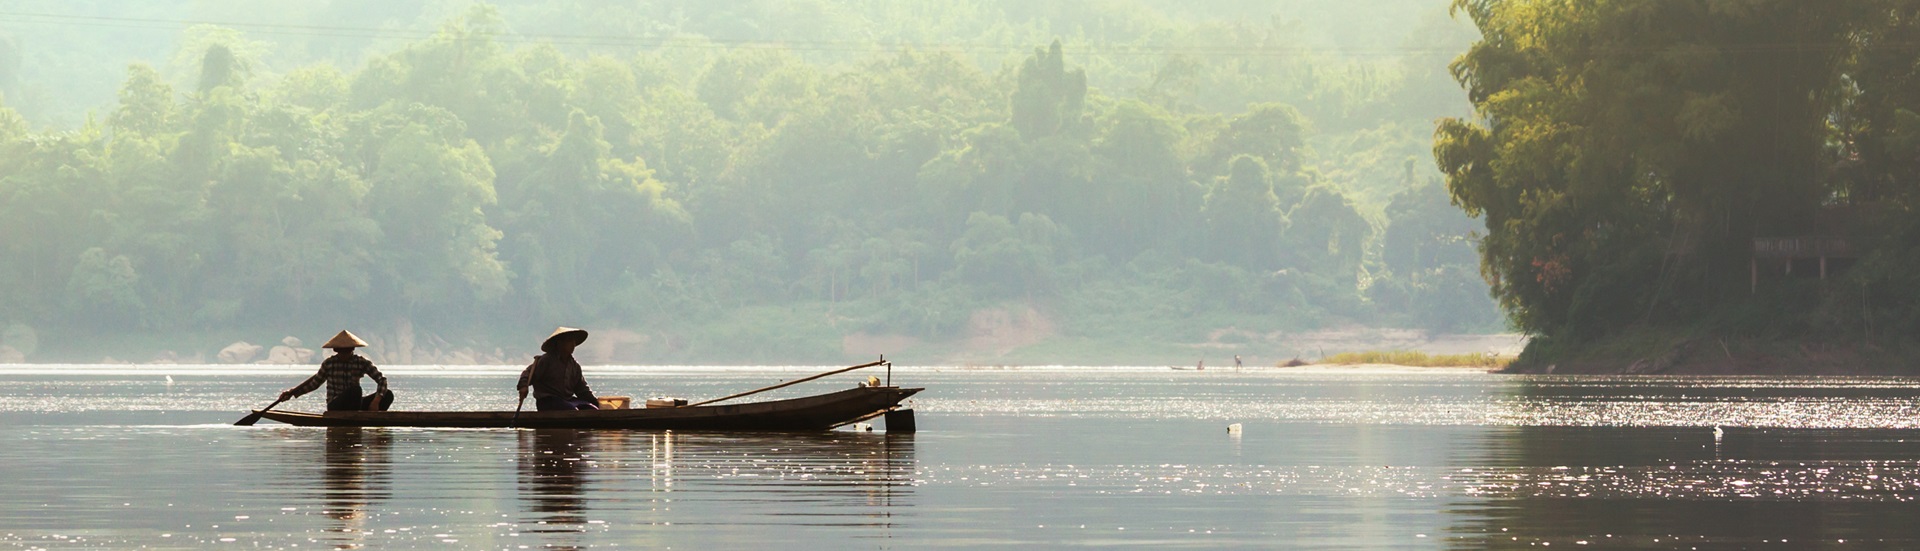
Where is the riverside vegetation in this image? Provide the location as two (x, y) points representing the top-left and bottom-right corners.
(1441, 0), (1920, 373)
(0, 1), (1500, 365)
(1318, 350), (1512, 369)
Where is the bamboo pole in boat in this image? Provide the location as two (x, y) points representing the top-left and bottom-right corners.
(686, 359), (887, 407)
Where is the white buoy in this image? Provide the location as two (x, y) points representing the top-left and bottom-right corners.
(165, 375), (173, 385)
(1713, 426), (1724, 442)
(1227, 423), (1243, 434)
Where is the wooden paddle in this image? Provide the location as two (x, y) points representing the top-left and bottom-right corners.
(512, 357), (536, 428)
(234, 396), (289, 426)
(511, 394), (526, 428)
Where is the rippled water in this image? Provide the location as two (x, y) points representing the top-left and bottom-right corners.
(6, 366), (1920, 549)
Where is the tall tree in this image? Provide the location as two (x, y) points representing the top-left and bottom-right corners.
(360, 105), (509, 315)
(1203, 155), (1286, 271)
(1438, 0), (1867, 339)
(1009, 40), (1088, 141)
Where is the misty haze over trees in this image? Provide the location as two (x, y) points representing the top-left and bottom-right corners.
(0, 1), (1494, 363)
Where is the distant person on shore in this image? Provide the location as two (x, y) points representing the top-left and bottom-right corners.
(1235, 355), (1243, 369)
(517, 327), (600, 411)
(279, 331), (392, 412)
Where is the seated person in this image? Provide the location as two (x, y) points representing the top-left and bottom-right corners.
(280, 330), (392, 411)
(517, 327), (599, 411)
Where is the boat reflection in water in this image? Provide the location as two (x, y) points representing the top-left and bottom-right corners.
(518, 429), (595, 535)
(680, 431), (917, 521)
(319, 427), (392, 550)
(514, 428), (917, 542)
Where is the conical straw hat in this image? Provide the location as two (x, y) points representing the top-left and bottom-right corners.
(541, 327), (589, 353)
(322, 330), (369, 349)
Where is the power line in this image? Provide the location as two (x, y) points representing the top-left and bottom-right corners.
(0, 10), (1466, 58)
(17, 10), (1904, 60)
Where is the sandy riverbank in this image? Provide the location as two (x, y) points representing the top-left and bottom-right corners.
(1273, 363), (1498, 374)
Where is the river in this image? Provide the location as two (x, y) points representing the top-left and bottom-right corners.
(3, 365), (1920, 549)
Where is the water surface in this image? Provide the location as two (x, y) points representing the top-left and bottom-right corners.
(4, 365), (1920, 549)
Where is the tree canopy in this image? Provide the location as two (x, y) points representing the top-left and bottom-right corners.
(1439, 0), (1920, 359)
(0, 1), (1495, 362)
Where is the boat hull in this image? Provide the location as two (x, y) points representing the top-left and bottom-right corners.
(253, 386), (922, 430)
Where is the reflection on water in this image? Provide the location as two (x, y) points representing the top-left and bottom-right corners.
(1444, 424), (1920, 548)
(520, 429), (591, 528)
(319, 427), (391, 549)
(14, 369), (1920, 547)
(675, 432), (917, 526)
(1426, 379), (1920, 548)
(505, 428), (919, 547)
(519, 429), (592, 549)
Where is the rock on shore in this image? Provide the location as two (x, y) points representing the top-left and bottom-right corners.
(218, 341), (263, 364)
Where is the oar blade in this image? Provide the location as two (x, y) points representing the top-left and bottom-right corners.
(233, 410), (268, 426)
(235, 397), (288, 426)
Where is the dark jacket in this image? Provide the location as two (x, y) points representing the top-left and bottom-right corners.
(517, 353), (596, 402)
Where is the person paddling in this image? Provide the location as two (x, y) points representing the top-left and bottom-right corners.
(517, 327), (600, 411)
(279, 331), (393, 412)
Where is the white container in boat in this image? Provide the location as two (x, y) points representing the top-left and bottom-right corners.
(645, 398), (688, 408)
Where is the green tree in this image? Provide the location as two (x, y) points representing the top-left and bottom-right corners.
(1010, 40), (1088, 140)
(66, 248), (143, 329)
(1086, 100), (1200, 258)
(1438, 0), (1869, 341)
(0, 126), (114, 321)
(1285, 183), (1370, 281)
(1197, 103), (1309, 177)
(1202, 156), (1285, 271)
(361, 105), (508, 314)
(696, 48), (804, 124)
(502, 110), (688, 320)
(1381, 174), (1477, 276)
(952, 212), (1069, 299)
(107, 65), (174, 136)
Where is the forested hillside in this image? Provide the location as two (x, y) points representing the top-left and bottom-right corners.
(0, 1), (1494, 364)
(1442, 0), (1920, 371)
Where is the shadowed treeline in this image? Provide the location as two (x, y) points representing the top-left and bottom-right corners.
(1440, 0), (1920, 368)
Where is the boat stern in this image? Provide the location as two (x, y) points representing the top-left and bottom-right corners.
(870, 385), (922, 404)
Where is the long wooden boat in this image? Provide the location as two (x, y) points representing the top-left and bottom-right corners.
(252, 385), (922, 430)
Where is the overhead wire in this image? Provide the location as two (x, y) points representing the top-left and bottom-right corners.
(10, 10), (1913, 59)
(0, 10), (1467, 58)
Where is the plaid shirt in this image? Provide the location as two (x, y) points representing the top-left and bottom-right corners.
(290, 352), (388, 403)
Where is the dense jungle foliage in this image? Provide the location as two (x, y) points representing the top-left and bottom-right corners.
(0, 1), (1494, 362)
(1441, 0), (1920, 364)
